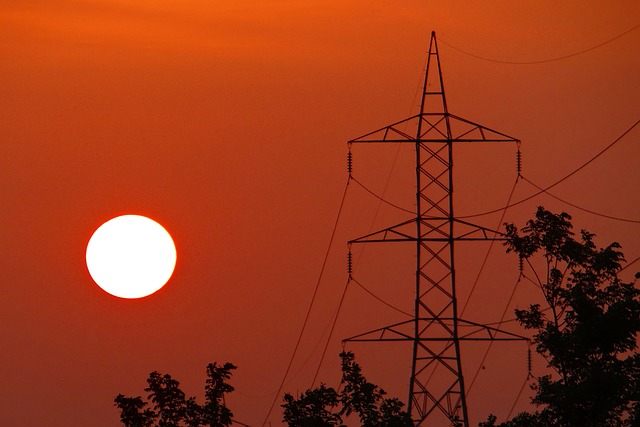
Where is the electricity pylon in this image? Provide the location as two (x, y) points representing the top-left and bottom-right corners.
(344, 32), (525, 427)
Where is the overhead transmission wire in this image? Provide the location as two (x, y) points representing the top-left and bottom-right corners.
(473, 274), (534, 421)
(520, 175), (640, 223)
(348, 49), (428, 220)
(274, 146), (404, 393)
(271, 55), (427, 409)
(439, 22), (640, 65)
(310, 275), (351, 388)
(505, 351), (535, 420)
(261, 177), (351, 427)
(350, 276), (412, 317)
(502, 272), (549, 421)
(465, 272), (528, 394)
(309, 147), (416, 388)
(461, 145), (528, 398)
(621, 255), (640, 273)
(263, 279), (406, 398)
(341, 58), (427, 323)
(460, 169), (520, 316)
(287, 289), (350, 393)
(458, 117), (640, 220)
(295, 235), (423, 390)
(263, 44), (426, 420)
(466, 264), (546, 417)
(309, 62), (429, 390)
(351, 176), (415, 215)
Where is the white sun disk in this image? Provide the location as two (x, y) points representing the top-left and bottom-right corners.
(86, 215), (177, 299)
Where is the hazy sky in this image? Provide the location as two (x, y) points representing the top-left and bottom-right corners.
(2, 1), (639, 426)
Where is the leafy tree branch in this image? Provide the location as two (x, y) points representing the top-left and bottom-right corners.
(483, 207), (640, 427)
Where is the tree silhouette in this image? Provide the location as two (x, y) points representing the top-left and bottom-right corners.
(202, 362), (235, 426)
(115, 362), (237, 427)
(282, 384), (342, 426)
(114, 395), (155, 427)
(482, 207), (640, 427)
(282, 351), (412, 427)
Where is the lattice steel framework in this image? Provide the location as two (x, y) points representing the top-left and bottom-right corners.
(344, 32), (524, 426)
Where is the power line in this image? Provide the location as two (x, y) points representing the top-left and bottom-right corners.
(505, 369), (533, 420)
(310, 278), (351, 388)
(351, 175), (415, 214)
(351, 276), (412, 318)
(309, 275), (414, 388)
(466, 272), (525, 394)
(535, 118), (640, 188)
(346, 50), (429, 223)
(621, 254), (640, 273)
(520, 175), (640, 224)
(459, 117), (640, 219)
(440, 22), (640, 65)
(261, 177), (351, 426)
(444, 174), (521, 394)
(460, 175), (520, 316)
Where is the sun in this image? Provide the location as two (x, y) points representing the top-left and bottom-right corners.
(86, 215), (177, 299)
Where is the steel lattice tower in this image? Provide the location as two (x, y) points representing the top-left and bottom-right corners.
(344, 32), (525, 427)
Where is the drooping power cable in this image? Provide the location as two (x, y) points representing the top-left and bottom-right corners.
(351, 276), (413, 318)
(440, 22), (640, 65)
(520, 175), (640, 224)
(261, 177), (351, 426)
(460, 174), (520, 316)
(621, 255), (640, 273)
(310, 277), (351, 388)
(351, 175), (416, 215)
(465, 272), (525, 394)
(459, 118), (640, 219)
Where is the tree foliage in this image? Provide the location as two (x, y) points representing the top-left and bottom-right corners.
(483, 207), (640, 427)
(282, 351), (412, 427)
(282, 384), (342, 427)
(115, 362), (237, 427)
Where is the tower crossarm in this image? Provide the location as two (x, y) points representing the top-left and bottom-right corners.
(343, 319), (416, 342)
(446, 114), (520, 143)
(349, 217), (507, 244)
(348, 113), (520, 146)
(343, 318), (527, 344)
(455, 319), (529, 342)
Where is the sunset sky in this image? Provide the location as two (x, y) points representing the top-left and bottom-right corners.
(2, 1), (639, 426)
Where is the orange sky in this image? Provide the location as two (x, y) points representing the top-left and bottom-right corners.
(2, 1), (639, 426)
